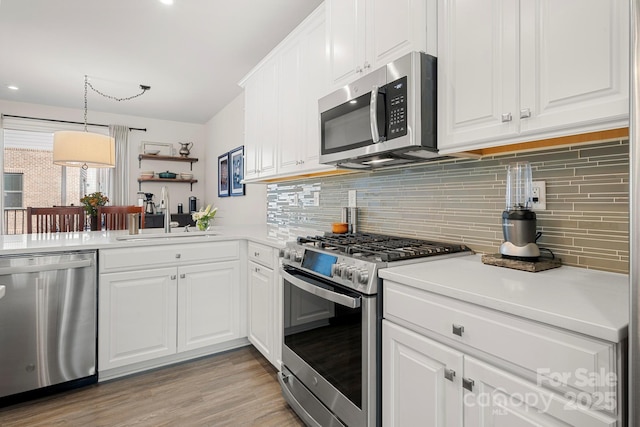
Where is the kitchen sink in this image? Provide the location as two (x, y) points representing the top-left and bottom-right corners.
(115, 231), (218, 241)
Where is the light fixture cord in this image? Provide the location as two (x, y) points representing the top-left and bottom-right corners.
(85, 76), (150, 102)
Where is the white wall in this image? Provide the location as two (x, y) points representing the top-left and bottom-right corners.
(203, 93), (267, 225)
(0, 99), (205, 211)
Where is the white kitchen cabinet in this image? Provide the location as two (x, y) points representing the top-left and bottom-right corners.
(277, 7), (332, 176)
(98, 241), (244, 376)
(243, 58), (278, 180)
(326, 0), (435, 88)
(177, 261), (241, 353)
(383, 320), (463, 427)
(438, 0), (629, 153)
(99, 267), (178, 370)
(382, 280), (622, 426)
(247, 241), (282, 368)
(241, 4), (334, 182)
(463, 357), (616, 427)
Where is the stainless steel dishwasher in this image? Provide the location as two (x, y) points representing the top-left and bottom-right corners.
(0, 250), (97, 405)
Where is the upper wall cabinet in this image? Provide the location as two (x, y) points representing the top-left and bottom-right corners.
(326, 0), (437, 89)
(438, 0), (629, 154)
(240, 4), (334, 182)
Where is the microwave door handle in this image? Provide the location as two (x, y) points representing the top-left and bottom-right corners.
(370, 85), (381, 143)
(281, 268), (361, 309)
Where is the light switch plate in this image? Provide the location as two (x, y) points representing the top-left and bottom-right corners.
(531, 181), (546, 210)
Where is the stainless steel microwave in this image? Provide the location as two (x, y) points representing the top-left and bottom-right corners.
(318, 51), (439, 170)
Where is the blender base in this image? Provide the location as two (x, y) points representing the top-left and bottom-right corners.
(499, 241), (540, 260)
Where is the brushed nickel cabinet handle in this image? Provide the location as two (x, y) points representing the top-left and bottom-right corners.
(444, 368), (456, 382)
(452, 324), (464, 336)
(463, 377), (475, 391)
(520, 108), (531, 118)
(501, 112), (512, 122)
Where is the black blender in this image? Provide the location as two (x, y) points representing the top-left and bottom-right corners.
(500, 161), (540, 260)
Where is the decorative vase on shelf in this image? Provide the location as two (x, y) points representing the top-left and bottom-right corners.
(90, 215), (99, 231)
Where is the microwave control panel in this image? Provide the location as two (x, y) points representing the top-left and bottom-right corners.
(387, 76), (407, 140)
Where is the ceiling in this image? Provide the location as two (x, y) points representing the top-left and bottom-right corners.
(0, 0), (324, 124)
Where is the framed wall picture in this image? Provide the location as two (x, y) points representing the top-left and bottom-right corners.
(218, 153), (229, 197)
(229, 146), (246, 196)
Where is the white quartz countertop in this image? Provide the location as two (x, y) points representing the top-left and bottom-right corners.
(0, 224), (291, 256)
(379, 254), (629, 342)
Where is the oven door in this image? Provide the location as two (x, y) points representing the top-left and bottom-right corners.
(280, 266), (377, 427)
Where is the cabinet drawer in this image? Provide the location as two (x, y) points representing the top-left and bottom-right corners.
(100, 241), (240, 272)
(248, 241), (275, 269)
(384, 281), (617, 401)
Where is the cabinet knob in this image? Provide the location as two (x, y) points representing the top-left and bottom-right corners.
(501, 112), (512, 122)
(254, 252), (260, 257)
(462, 377), (475, 391)
(180, 273), (186, 279)
(444, 368), (456, 382)
(175, 253), (181, 259)
(364, 61), (371, 69)
(520, 108), (531, 119)
(452, 324), (464, 336)
(171, 275), (177, 280)
(255, 267), (260, 273)
(356, 66), (363, 74)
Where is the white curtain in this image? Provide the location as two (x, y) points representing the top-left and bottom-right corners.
(101, 125), (129, 205)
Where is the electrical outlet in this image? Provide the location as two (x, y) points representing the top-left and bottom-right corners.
(313, 192), (320, 206)
(348, 190), (357, 207)
(531, 181), (546, 210)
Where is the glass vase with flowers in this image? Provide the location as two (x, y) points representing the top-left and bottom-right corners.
(80, 191), (109, 231)
(192, 204), (217, 231)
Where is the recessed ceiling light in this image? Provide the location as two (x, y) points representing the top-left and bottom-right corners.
(7, 85), (19, 90)
(158, 0), (174, 4)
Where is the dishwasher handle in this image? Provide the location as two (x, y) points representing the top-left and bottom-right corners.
(0, 259), (92, 276)
(0, 285), (4, 300)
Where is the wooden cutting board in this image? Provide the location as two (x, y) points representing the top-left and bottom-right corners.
(481, 253), (562, 272)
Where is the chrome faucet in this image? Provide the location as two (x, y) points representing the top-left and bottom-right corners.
(161, 186), (171, 233)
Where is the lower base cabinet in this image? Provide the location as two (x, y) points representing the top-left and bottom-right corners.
(383, 320), (617, 427)
(98, 242), (243, 375)
(382, 280), (621, 427)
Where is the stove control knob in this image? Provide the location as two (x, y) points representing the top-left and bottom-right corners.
(354, 269), (369, 285)
(331, 263), (346, 277)
(342, 266), (356, 280)
(281, 248), (291, 260)
(292, 250), (302, 263)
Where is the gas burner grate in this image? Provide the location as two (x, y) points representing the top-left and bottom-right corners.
(297, 233), (471, 262)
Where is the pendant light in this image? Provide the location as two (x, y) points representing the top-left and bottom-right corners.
(53, 75), (150, 169)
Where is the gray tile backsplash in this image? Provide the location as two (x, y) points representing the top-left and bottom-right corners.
(267, 140), (629, 273)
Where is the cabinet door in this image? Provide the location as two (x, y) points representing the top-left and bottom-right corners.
(243, 60), (278, 179)
(248, 260), (274, 362)
(244, 75), (261, 180)
(277, 38), (304, 175)
(99, 267), (177, 371)
(438, 0), (519, 151)
(327, 0), (367, 87)
(383, 321), (463, 427)
(463, 356), (616, 427)
(177, 261), (241, 353)
(368, 0), (430, 69)
(519, 0), (628, 135)
(301, 8), (332, 171)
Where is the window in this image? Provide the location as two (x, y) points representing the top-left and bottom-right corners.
(2, 128), (106, 234)
(4, 173), (23, 208)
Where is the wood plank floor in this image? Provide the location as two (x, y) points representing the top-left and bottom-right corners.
(0, 346), (304, 427)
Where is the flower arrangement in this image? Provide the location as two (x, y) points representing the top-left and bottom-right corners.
(80, 191), (109, 216)
(192, 204), (218, 231)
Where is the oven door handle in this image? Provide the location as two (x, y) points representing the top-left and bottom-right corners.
(281, 269), (361, 309)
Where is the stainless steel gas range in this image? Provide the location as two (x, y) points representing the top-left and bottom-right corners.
(278, 233), (472, 426)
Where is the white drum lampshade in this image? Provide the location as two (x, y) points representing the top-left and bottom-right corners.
(53, 131), (115, 168)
